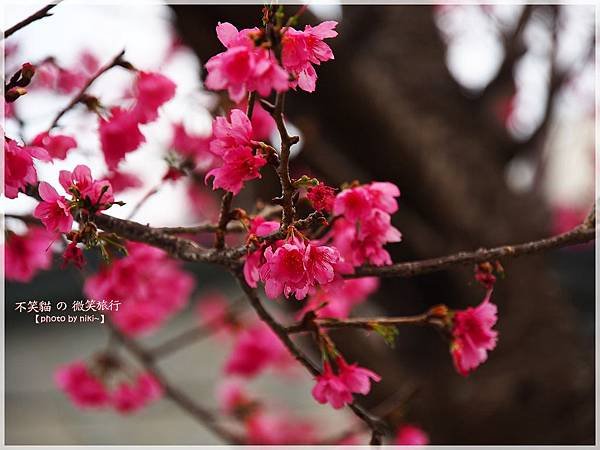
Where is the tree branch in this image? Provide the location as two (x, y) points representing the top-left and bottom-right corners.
(3, 1), (62, 40)
(233, 270), (388, 440)
(350, 218), (595, 279)
(286, 312), (433, 334)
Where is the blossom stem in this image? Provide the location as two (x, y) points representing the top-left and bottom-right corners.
(3, 1), (62, 40)
(47, 49), (131, 130)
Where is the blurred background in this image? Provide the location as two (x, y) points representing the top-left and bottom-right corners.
(3, 1), (596, 445)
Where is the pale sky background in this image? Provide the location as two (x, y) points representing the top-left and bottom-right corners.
(2, 1), (595, 230)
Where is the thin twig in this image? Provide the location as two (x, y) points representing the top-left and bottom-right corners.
(214, 192), (233, 249)
(286, 313), (431, 334)
(3, 1), (62, 40)
(350, 220), (596, 279)
(106, 321), (244, 444)
(47, 49), (129, 130)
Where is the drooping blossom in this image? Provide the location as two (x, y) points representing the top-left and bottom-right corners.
(84, 242), (194, 336)
(112, 373), (163, 414)
(450, 290), (498, 376)
(99, 107), (145, 169)
(5, 226), (56, 282)
(33, 182), (73, 233)
(299, 277), (380, 319)
(132, 71), (176, 124)
(206, 109), (266, 194)
(281, 21), (338, 92)
(4, 137), (51, 199)
(336, 356), (381, 395)
(331, 182), (401, 267)
(245, 411), (317, 445)
(170, 123), (214, 171)
(59, 164), (114, 211)
(224, 322), (293, 377)
(55, 361), (110, 408)
(247, 101), (276, 141)
(395, 424), (429, 445)
(31, 131), (77, 160)
(311, 361), (353, 409)
(307, 182), (336, 213)
(312, 357), (380, 409)
(62, 241), (85, 269)
(205, 22), (289, 102)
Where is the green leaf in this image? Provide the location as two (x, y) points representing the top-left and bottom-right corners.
(371, 323), (399, 348)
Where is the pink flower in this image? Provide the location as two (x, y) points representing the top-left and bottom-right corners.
(311, 361), (353, 409)
(243, 249), (263, 288)
(307, 182), (336, 212)
(206, 109), (266, 194)
(33, 182), (73, 233)
(4, 138), (51, 199)
(170, 123), (214, 170)
(5, 226), (55, 282)
(206, 146), (266, 194)
(243, 100), (276, 141)
(224, 323), (292, 377)
(59, 164), (114, 211)
(336, 357), (381, 395)
(395, 424), (429, 445)
(451, 290), (498, 376)
(367, 181), (400, 214)
(31, 132), (77, 160)
(282, 21), (338, 92)
(132, 71), (176, 124)
(55, 361), (110, 408)
(259, 239), (310, 299)
(62, 241), (85, 269)
(205, 23), (289, 102)
(112, 373), (163, 414)
(99, 107), (145, 169)
(304, 243), (340, 285)
(84, 242), (194, 336)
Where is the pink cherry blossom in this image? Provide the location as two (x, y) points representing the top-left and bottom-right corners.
(55, 361), (110, 408)
(224, 322), (292, 377)
(5, 226), (56, 282)
(206, 109), (266, 194)
(62, 241), (85, 269)
(33, 182), (73, 233)
(333, 185), (373, 222)
(4, 138), (51, 199)
(132, 71), (176, 124)
(311, 361), (353, 409)
(307, 182), (336, 212)
(31, 131), (77, 160)
(451, 290), (498, 376)
(243, 249), (263, 288)
(282, 21), (338, 92)
(395, 424), (430, 445)
(112, 372), (163, 414)
(336, 356), (381, 395)
(245, 100), (276, 141)
(59, 164), (114, 211)
(259, 239), (310, 299)
(99, 107), (146, 169)
(205, 23), (289, 102)
(84, 242), (194, 336)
